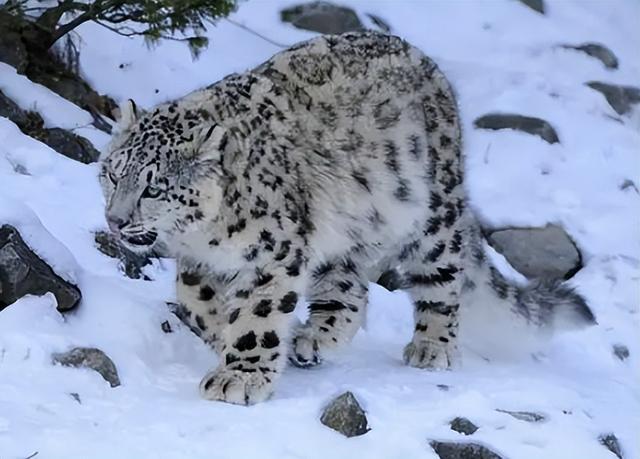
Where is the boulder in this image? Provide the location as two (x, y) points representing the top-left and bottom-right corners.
(52, 347), (120, 387)
(496, 409), (546, 422)
(430, 441), (504, 459)
(517, 0), (545, 14)
(586, 82), (640, 115)
(320, 391), (369, 437)
(599, 434), (623, 459)
(450, 417), (479, 435)
(473, 114), (559, 144)
(487, 225), (581, 280)
(562, 43), (618, 69)
(0, 224), (81, 312)
(40, 127), (100, 164)
(281, 2), (364, 34)
(94, 231), (152, 280)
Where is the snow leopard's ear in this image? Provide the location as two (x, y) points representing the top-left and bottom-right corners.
(113, 99), (143, 132)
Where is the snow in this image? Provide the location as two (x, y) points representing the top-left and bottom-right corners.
(1, 1), (639, 458)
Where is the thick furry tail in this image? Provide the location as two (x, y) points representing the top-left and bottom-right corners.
(459, 223), (595, 356)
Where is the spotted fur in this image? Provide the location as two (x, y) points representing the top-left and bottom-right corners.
(101, 32), (594, 405)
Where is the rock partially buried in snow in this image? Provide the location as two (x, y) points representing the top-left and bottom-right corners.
(320, 391), (369, 437)
(496, 409), (546, 422)
(599, 433), (623, 459)
(473, 113), (559, 144)
(281, 2), (364, 34)
(613, 344), (630, 361)
(94, 231), (152, 280)
(0, 224), (81, 312)
(52, 347), (121, 388)
(561, 43), (618, 69)
(450, 417), (479, 435)
(487, 225), (581, 280)
(586, 82), (640, 115)
(517, 0), (545, 14)
(430, 441), (504, 459)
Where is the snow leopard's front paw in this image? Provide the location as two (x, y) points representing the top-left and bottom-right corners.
(403, 339), (458, 370)
(289, 329), (321, 369)
(199, 368), (274, 405)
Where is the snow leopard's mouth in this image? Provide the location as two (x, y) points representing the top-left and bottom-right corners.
(123, 231), (158, 247)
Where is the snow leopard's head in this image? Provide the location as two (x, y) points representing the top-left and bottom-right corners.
(100, 100), (227, 253)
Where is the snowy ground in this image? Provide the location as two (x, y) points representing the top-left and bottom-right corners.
(1, 1), (639, 458)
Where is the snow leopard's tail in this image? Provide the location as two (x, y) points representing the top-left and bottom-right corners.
(459, 221), (596, 355)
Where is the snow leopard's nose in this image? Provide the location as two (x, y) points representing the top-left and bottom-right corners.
(107, 215), (129, 234)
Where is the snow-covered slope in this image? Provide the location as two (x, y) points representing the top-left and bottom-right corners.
(1, 1), (638, 458)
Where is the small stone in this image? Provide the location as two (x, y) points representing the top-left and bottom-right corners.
(620, 180), (639, 194)
(430, 441), (504, 459)
(450, 417), (479, 435)
(0, 225), (81, 312)
(94, 231), (152, 280)
(320, 391), (369, 437)
(586, 82), (640, 115)
(161, 320), (173, 333)
(474, 113), (559, 144)
(437, 384), (451, 391)
(496, 409), (546, 422)
(487, 225), (581, 280)
(52, 347), (120, 388)
(613, 344), (629, 361)
(517, 0), (545, 14)
(562, 43), (618, 69)
(599, 433), (623, 459)
(281, 2), (364, 35)
(69, 392), (81, 404)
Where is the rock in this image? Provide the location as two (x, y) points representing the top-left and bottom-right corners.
(69, 392), (82, 404)
(487, 225), (581, 280)
(0, 89), (29, 126)
(430, 441), (504, 459)
(366, 13), (391, 33)
(94, 231), (152, 280)
(620, 180), (639, 194)
(320, 391), (369, 437)
(161, 320), (173, 333)
(496, 409), (546, 422)
(281, 2), (364, 34)
(0, 12), (29, 72)
(562, 43), (618, 69)
(613, 344), (629, 361)
(52, 347), (120, 387)
(0, 224), (81, 312)
(473, 113), (559, 144)
(40, 127), (100, 164)
(586, 82), (640, 115)
(450, 417), (479, 435)
(599, 433), (623, 459)
(517, 0), (545, 14)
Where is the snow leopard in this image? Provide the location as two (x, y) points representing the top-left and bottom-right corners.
(100, 31), (595, 405)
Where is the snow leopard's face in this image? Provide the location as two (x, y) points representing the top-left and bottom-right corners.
(100, 101), (226, 253)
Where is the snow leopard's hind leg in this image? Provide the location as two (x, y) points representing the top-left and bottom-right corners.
(397, 215), (466, 370)
(289, 254), (369, 368)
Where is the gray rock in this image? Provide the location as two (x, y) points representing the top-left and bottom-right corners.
(517, 0), (545, 14)
(496, 409), (547, 422)
(281, 2), (364, 34)
(620, 180), (639, 194)
(320, 391), (369, 437)
(161, 320), (173, 333)
(613, 344), (629, 361)
(0, 225), (81, 312)
(599, 433), (623, 459)
(40, 127), (100, 164)
(474, 113), (559, 144)
(450, 417), (479, 435)
(0, 12), (29, 72)
(562, 43), (618, 69)
(487, 225), (582, 280)
(586, 82), (640, 115)
(94, 231), (152, 280)
(366, 13), (391, 33)
(430, 441), (504, 459)
(0, 89), (29, 126)
(52, 347), (120, 387)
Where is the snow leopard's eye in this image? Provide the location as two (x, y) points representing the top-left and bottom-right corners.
(141, 184), (163, 199)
